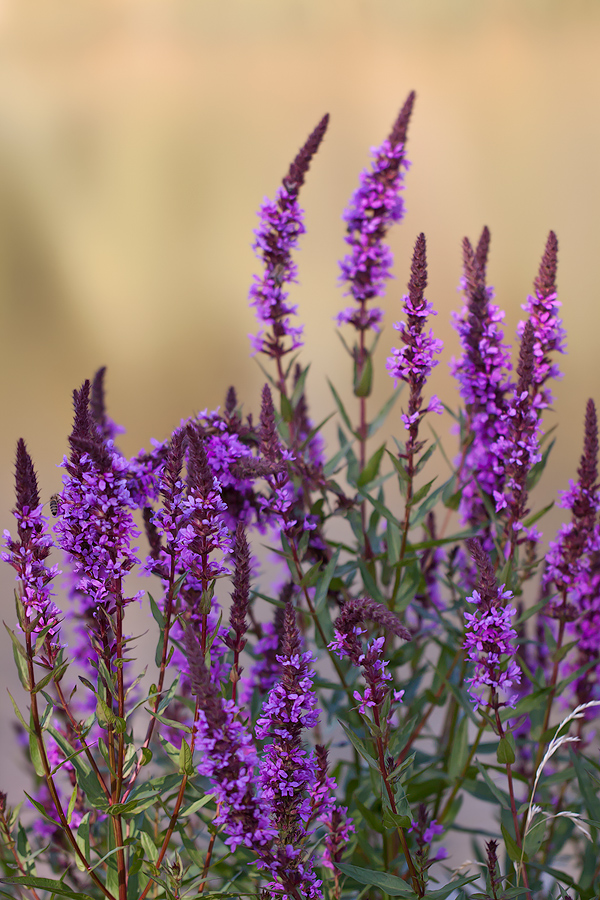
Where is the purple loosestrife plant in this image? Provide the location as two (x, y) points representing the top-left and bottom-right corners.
(249, 114), (329, 385)
(5, 95), (600, 900)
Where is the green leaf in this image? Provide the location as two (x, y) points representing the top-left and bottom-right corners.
(140, 747), (153, 767)
(28, 728), (45, 778)
(386, 519), (401, 567)
(501, 822), (524, 863)
(179, 793), (215, 817)
(178, 738), (194, 776)
(0, 877), (94, 900)
(497, 734), (516, 765)
(570, 750), (600, 822)
(338, 721), (379, 772)
(353, 354), (373, 397)
(66, 782), (78, 825)
(523, 817), (546, 859)
(327, 379), (356, 436)
(4, 622), (30, 690)
(7, 689), (31, 734)
(96, 697), (116, 727)
(367, 386), (403, 438)
(354, 799), (385, 834)
(448, 714), (469, 779)
(336, 863), (416, 897)
(357, 444), (386, 487)
(23, 793), (61, 829)
(148, 592), (164, 630)
(75, 814), (90, 873)
(313, 548), (341, 614)
(280, 391), (293, 424)
(474, 760), (511, 809)
(423, 877), (479, 899)
(139, 830), (159, 863)
(145, 709), (193, 733)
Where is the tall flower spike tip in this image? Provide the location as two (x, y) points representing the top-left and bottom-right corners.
(451, 227), (513, 538)
(493, 320), (542, 541)
(3, 440), (61, 644)
(90, 367), (124, 443)
(337, 91), (416, 334)
(463, 538), (520, 708)
(544, 398), (600, 597)
(249, 114), (329, 361)
(386, 233), (443, 439)
(518, 230), (565, 409)
(14, 437), (40, 514)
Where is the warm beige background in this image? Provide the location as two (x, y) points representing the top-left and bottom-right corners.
(1, 0), (600, 811)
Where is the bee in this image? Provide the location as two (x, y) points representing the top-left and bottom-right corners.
(49, 494), (60, 517)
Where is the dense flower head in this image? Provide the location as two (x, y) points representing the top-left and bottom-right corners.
(55, 382), (140, 612)
(463, 539), (521, 707)
(320, 805), (355, 872)
(492, 321), (542, 542)
(255, 602), (326, 900)
(337, 92), (415, 334)
(451, 228), (515, 542)
(249, 114), (329, 359)
(2, 439), (61, 644)
(543, 399), (600, 598)
(330, 598), (410, 714)
(386, 233), (444, 435)
(517, 231), (566, 410)
(188, 629), (275, 852)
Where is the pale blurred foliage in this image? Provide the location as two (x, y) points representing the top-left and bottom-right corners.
(1, 0), (600, 795)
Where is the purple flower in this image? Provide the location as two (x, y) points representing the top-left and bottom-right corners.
(187, 630), (275, 853)
(330, 598), (410, 716)
(516, 231), (565, 411)
(337, 92), (415, 334)
(321, 805), (355, 872)
(491, 320), (542, 545)
(249, 115), (329, 361)
(2, 439), (61, 649)
(54, 382), (141, 665)
(255, 602), (326, 900)
(451, 228), (513, 537)
(544, 399), (600, 598)
(462, 539), (521, 708)
(386, 233), (443, 443)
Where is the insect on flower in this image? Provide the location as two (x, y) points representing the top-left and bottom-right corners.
(49, 494), (60, 516)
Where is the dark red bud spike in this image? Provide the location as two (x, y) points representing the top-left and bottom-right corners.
(408, 233), (427, 306)
(283, 113), (330, 195)
(389, 90), (416, 147)
(14, 438), (40, 512)
(534, 230), (558, 300)
(474, 226), (491, 281)
(90, 367), (107, 430)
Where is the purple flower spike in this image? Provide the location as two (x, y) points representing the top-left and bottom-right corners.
(329, 598), (410, 715)
(3, 439), (61, 648)
(255, 602), (325, 900)
(187, 629), (275, 853)
(90, 366), (125, 444)
(517, 231), (565, 411)
(462, 539), (521, 709)
(337, 91), (415, 334)
(492, 320), (542, 544)
(386, 233), (443, 442)
(55, 383), (140, 637)
(451, 228), (513, 535)
(249, 114), (329, 361)
(544, 399), (600, 599)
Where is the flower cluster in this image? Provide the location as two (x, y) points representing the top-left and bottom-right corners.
(3, 440), (61, 647)
(463, 539), (520, 708)
(330, 598), (410, 715)
(338, 92), (415, 334)
(249, 114), (329, 362)
(451, 228), (513, 535)
(386, 232), (443, 440)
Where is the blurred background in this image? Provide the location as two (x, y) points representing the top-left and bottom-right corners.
(1, 0), (600, 810)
